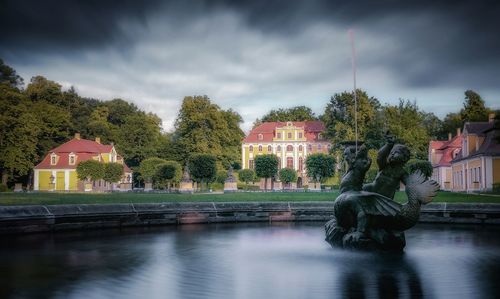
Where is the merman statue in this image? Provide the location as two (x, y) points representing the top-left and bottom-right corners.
(325, 134), (439, 251)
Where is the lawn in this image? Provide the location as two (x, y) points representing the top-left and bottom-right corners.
(0, 191), (499, 206)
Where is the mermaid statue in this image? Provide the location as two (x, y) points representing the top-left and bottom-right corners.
(325, 134), (439, 251)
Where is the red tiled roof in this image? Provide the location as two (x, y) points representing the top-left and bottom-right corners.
(244, 121), (326, 143)
(35, 137), (132, 172)
(430, 134), (463, 167)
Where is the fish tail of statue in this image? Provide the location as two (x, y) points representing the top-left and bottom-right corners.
(406, 170), (440, 205)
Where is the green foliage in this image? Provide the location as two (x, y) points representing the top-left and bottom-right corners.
(188, 154), (217, 189)
(260, 106), (317, 123)
(0, 183), (8, 192)
(156, 161), (182, 189)
(405, 159), (433, 179)
(254, 154), (279, 191)
(278, 168), (297, 187)
(460, 90), (491, 122)
(305, 153), (336, 184)
(174, 96), (244, 167)
(382, 100), (430, 159)
(139, 157), (167, 183)
(238, 169), (256, 185)
(0, 59), (23, 88)
(76, 160), (105, 182)
(231, 161), (241, 170)
(216, 170), (228, 184)
(103, 163), (124, 183)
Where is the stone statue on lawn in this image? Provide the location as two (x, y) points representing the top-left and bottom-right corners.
(325, 133), (439, 251)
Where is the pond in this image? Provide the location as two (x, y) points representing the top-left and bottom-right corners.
(1, 222), (499, 299)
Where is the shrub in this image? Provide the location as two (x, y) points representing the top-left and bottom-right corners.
(278, 168), (297, 189)
(188, 154), (217, 191)
(406, 159), (433, 179)
(76, 160), (105, 182)
(0, 184), (8, 192)
(103, 163), (124, 184)
(255, 154), (279, 191)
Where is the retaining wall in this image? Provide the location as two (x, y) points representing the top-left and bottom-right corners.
(0, 202), (499, 235)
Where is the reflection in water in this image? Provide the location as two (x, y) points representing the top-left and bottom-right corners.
(0, 223), (499, 299)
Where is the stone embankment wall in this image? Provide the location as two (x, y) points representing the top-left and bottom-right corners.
(0, 202), (499, 234)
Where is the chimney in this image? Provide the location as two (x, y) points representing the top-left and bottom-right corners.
(448, 133), (452, 140)
(456, 128), (461, 136)
(95, 137), (101, 144)
(489, 113), (495, 123)
(74, 133), (81, 140)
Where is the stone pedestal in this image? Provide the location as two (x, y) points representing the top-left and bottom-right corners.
(179, 181), (193, 193)
(84, 183), (92, 192)
(14, 183), (23, 192)
(144, 182), (153, 192)
(224, 166), (238, 193)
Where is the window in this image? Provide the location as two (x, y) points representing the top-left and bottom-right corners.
(278, 159), (282, 169)
(478, 167), (481, 182)
(318, 133), (322, 140)
(277, 145), (281, 151)
(287, 132), (292, 139)
(299, 145), (303, 151)
(318, 144), (322, 150)
(287, 145), (293, 152)
(249, 145), (253, 152)
(69, 154), (75, 165)
(258, 134), (263, 140)
(299, 157), (303, 172)
(298, 132), (303, 139)
(287, 122), (293, 127)
(287, 157), (294, 169)
(259, 145), (263, 152)
(249, 159), (254, 169)
(268, 145), (272, 152)
(50, 154), (57, 165)
(277, 132), (282, 139)
(308, 144), (313, 151)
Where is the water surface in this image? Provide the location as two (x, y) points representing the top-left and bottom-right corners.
(1, 223), (499, 299)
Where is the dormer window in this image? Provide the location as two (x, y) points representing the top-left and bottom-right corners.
(69, 153), (76, 165)
(50, 153), (57, 165)
(318, 133), (322, 140)
(287, 121), (293, 127)
(258, 133), (263, 140)
(277, 132), (282, 139)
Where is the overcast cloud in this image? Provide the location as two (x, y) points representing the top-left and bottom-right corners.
(1, 0), (499, 132)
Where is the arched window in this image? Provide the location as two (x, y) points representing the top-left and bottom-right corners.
(287, 145), (293, 152)
(259, 145), (263, 152)
(299, 145), (303, 151)
(308, 144), (313, 151)
(249, 145), (253, 152)
(258, 133), (263, 140)
(268, 145), (272, 152)
(249, 159), (254, 169)
(277, 145), (281, 151)
(299, 157), (303, 172)
(287, 157), (294, 169)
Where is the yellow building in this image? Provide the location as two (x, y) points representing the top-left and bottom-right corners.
(448, 115), (500, 192)
(34, 133), (132, 192)
(241, 121), (331, 188)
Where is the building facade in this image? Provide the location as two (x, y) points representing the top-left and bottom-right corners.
(241, 121), (331, 188)
(429, 114), (500, 192)
(429, 129), (463, 191)
(34, 134), (133, 192)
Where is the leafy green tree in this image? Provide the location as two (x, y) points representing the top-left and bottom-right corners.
(87, 106), (118, 144)
(174, 96), (244, 167)
(238, 169), (256, 190)
(0, 59), (23, 88)
(382, 100), (430, 159)
(261, 106), (317, 122)
(405, 159), (433, 179)
(103, 163), (124, 184)
(305, 153), (335, 188)
(440, 112), (463, 138)
(216, 170), (228, 184)
(254, 154), (279, 191)
(460, 90), (490, 122)
(76, 160), (105, 183)
(322, 89), (383, 152)
(26, 76), (65, 106)
(139, 157), (167, 184)
(188, 154), (217, 191)
(156, 161), (182, 190)
(278, 168), (297, 189)
(422, 112), (444, 139)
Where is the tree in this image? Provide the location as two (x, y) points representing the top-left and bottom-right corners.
(405, 159), (433, 179)
(188, 154), (217, 191)
(261, 106), (317, 122)
(422, 112), (444, 139)
(322, 89), (383, 152)
(103, 163), (124, 185)
(139, 157), (167, 184)
(440, 112), (463, 138)
(156, 161), (182, 191)
(216, 170), (228, 184)
(26, 76), (65, 106)
(0, 59), (23, 88)
(382, 100), (430, 160)
(238, 169), (256, 190)
(254, 154), (279, 191)
(278, 168), (297, 189)
(305, 153), (335, 188)
(76, 160), (105, 183)
(174, 96), (244, 167)
(460, 90), (490, 122)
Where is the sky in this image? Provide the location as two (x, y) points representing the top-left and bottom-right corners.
(1, 0), (499, 133)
